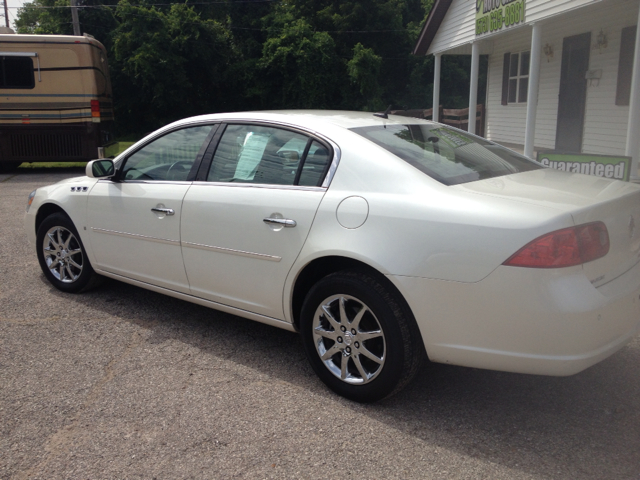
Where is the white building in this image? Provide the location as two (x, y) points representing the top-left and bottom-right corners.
(414, 0), (640, 180)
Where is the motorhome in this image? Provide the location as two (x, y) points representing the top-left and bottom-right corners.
(0, 33), (114, 171)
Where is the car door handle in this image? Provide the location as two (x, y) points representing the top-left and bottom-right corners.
(151, 207), (175, 216)
(263, 217), (296, 228)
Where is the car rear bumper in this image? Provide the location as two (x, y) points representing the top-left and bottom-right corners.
(390, 261), (640, 376)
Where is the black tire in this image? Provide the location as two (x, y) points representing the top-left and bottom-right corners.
(300, 270), (425, 403)
(36, 213), (101, 293)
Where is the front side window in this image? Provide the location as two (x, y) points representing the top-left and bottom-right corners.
(351, 124), (541, 186)
(0, 56), (35, 89)
(121, 125), (213, 181)
(207, 124), (331, 186)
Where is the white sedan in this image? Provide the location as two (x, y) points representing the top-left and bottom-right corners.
(25, 111), (640, 402)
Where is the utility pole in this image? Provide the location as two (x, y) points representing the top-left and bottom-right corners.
(2, 0), (9, 29)
(70, 0), (81, 36)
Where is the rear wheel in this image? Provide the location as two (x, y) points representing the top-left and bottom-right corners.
(36, 213), (101, 293)
(300, 270), (424, 402)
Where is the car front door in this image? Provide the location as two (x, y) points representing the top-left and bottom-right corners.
(181, 123), (333, 320)
(86, 124), (216, 293)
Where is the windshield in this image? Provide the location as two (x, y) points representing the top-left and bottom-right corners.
(350, 124), (541, 186)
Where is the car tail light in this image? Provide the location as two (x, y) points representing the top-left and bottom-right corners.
(91, 100), (101, 120)
(503, 222), (609, 268)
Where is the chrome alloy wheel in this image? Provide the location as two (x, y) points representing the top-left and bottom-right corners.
(312, 294), (386, 385)
(42, 226), (84, 283)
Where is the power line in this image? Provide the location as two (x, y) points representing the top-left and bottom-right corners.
(7, 0), (279, 7)
(10, 3), (410, 34)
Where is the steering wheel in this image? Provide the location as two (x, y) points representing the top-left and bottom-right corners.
(166, 160), (193, 181)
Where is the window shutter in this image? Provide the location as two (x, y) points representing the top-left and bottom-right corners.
(616, 26), (636, 106)
(502, 52), (511, 105)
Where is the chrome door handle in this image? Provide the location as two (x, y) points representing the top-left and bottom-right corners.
(263, 217), (296, 228)
(151, 207), (175, 216)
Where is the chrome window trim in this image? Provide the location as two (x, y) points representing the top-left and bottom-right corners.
(112, 120), (220, 164)
(182, 241), (282, 262)
(110, 118), (342, 187)
(190, 181), (325, 192)
(91, 227), (180, 246)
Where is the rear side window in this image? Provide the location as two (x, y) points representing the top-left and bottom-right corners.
(350, 124), (541, 186)
(207, 124), (331, 186)
(0, 56), (35, 89)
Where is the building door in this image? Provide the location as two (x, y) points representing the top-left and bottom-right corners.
(555, 32), (591, 152)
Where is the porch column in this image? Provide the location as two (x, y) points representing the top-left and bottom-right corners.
(468, 42), (480, 134)
(625, 7), (640, 180)
(524, 23), (542, 159)
(433, 53), (441, 122)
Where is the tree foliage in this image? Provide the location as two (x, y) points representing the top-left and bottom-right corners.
(110, 2), (236, 130)
(15, 0), (483, 136)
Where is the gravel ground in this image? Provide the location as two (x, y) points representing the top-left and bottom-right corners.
(1, 168), (639, 479)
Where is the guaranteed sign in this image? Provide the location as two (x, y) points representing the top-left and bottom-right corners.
(476, 0), (525, 36)
(537, 152), (632, 181)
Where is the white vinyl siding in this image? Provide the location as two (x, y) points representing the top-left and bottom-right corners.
(428, 0), (478, 55)
(484, 0), (638, 155)
(525, 0), (602, 22)
(428, 0), (604, 55)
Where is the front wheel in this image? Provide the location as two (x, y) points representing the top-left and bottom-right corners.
(36, 213), (101, 293)
(300, 270), (424, 402)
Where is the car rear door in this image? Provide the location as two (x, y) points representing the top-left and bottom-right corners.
(86, 124), (217, 293)
(181, 123), (333, 320)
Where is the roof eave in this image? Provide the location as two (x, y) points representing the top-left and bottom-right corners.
(412, 0), (454, 56)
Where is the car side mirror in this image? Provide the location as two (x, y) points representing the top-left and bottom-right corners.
(86, 159), (115, 178)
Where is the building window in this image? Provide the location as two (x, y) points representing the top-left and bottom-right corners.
(0, 56), (35, 89)
(616, 25), (637, 106)
(501, 51), (529, 105)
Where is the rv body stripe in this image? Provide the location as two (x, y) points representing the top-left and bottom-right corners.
(0, 113), (94, 119)
(0, 93), (109, 98)
(2, 102), (114, 110)
(36, 66), (105, 72)
(0, 40), (105, 53)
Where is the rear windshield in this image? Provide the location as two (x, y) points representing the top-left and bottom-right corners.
(350, 124), (541, 186)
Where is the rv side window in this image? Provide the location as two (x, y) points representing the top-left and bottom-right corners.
(0, 57), (35, 89)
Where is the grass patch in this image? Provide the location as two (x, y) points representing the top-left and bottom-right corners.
(19, 162), (87, 169)
(17, 141), (138, 169)
(105, 141), (136, 158)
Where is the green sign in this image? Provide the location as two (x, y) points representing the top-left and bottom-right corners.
(429, 128), (472, 149)
(537, 152), (632, 181)
(476, 0), (526, 36)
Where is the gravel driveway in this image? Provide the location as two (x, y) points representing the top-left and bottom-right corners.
(1, 168), (639, 479)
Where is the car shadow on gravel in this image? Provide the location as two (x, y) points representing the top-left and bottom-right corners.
(43, 274), (640, 480)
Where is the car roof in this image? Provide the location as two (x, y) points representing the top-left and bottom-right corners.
(174, 110), (435, 131)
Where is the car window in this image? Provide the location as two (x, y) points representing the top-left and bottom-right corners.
(207, 125), (331, 186)
(350, 124), (541, 186)
(299, 141), (331, 187)
(122, 125), (214, 181)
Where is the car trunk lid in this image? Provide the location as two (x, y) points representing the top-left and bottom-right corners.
(455, 169), (640, 286)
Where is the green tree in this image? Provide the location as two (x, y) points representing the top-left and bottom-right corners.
(259, 15), (341, 108)
(346, 43), (383, 110)
(14, 0), (484, 137)
(110, 2), (236, 131)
